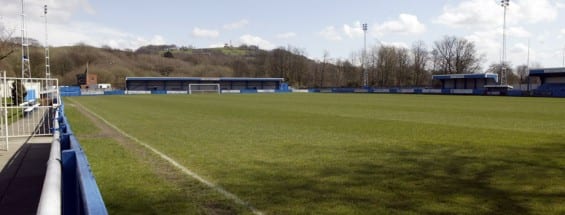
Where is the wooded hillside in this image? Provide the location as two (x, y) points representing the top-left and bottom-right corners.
(0, 36), (527, 89)
(0, 43), (359, 89)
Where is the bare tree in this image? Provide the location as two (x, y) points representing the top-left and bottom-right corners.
(157, 65), (174, 76)
(0, 22), (17, 62)
(396, 47), (410, 87)
(231, 59), (249, 77)
(431, 36), (482, 74)
(289, 47), (308, 87)
(335, 59), (344, 87)
(341, 60), (359, 87)
(349, 50), (363, 85)
(320, 50), (330, 87)
(411, 41), (429, 87)
(376, 46), (399, 87)
(367, 46), (380, 86)
(487, 63), (518, 84)
(515, 65), (528, 88)
(266, 46), (309, 87)
(268, 48), (288, 79)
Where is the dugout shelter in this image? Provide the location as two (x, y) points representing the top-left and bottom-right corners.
(125, 77), (285, 91)
(432, 73), (498, 94)
(528, 67), (565, 97)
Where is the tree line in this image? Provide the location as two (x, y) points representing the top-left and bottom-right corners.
(0, 27), (534, 88)
(267, 35), (534, 88)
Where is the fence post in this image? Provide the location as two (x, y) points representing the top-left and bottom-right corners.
(1, 71), (7, 151)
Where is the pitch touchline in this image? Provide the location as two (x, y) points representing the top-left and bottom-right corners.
(70, 100), (264, 215)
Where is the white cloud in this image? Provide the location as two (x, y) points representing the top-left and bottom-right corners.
(106, 35), (165, 50)
(508, 42), (538, 67)
(0, 19), (5, 33)
(191, 27), (219, 38)
(381, 42), (409, 49)
(534, 32), (551, 45)
(373, 14), (426, 36)
(239, 34), (275, 50)
(0, 0), (167, 50)
(0, 0), (95, 24)
(507, 27), (531, 38)
(319, 26), (342, 41)
(559, 30), (565, 39)
(223, 19), (249, 30)
(464, 29), (535, 68)
(209, 43), (225, 48)
(435, 0), (558, 29)
(77, 0), (96, 15)
(513, 0), (557, 24)
(0, 0), (165, 51)
(511, 43), (529, 53)
(465, 30), (502, 65)
(276, 32), (297, 39)
(48, 21), (166, 49)
(343, 21), (363, 38)
(435, 0), (499, 29)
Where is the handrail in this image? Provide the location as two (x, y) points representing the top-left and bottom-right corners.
(36, 109), (62, 215)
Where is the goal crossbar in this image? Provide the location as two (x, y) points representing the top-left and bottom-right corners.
(188, 83), (221, 95)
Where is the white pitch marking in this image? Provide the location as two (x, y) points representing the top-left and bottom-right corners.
(69, 99), (264, 215)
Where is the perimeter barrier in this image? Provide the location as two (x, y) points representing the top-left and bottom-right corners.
(60, 86), (555, 97)
(36, 104), (108, 215)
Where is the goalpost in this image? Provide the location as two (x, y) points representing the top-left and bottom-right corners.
(188, 83), (221, 95)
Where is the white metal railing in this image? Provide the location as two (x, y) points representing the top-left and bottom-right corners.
(1, 71), (7, 150)
(36, 110), (61, 215)
(1, 73), (59, 151)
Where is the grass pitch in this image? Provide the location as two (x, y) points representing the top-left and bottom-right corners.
(65, 94), (565, 214)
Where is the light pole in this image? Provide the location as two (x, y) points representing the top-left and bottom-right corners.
(362, 23), (368, 87)
(500, 0), (509, 85)
(44, 3), (51, 80)
(20, 0), (31, 80)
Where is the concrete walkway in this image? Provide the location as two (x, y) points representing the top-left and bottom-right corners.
(0, 136), (51, 215)
(0, 107), (54, 214)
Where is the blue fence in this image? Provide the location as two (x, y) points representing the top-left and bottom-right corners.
(60, 86), (81, 97)
(151, 90), (167, 94)
(59, 86), (293, 96)
(60, 86), (565, 98)
(104, 90), (125, 95)
(57, 105), (108, 215)
(507, 90), (524, 97)
(239, 89), (258, 94)
(304, 87), (549, 97)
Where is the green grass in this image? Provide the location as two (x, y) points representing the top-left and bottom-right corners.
(216, 47), (248, 56)
(64, 102), (249, 214)
(65, 94), (565, 214)
(1, 97), (24, 122)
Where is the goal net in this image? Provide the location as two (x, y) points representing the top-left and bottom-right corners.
(188, 83), (221, 95)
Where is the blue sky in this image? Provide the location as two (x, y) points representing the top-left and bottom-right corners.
(1, 0), (565, 69)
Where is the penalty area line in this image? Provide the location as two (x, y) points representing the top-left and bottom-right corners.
(68, 99), (264, 215)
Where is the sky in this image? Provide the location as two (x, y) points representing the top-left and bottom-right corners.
(1, 0), (565, 70)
